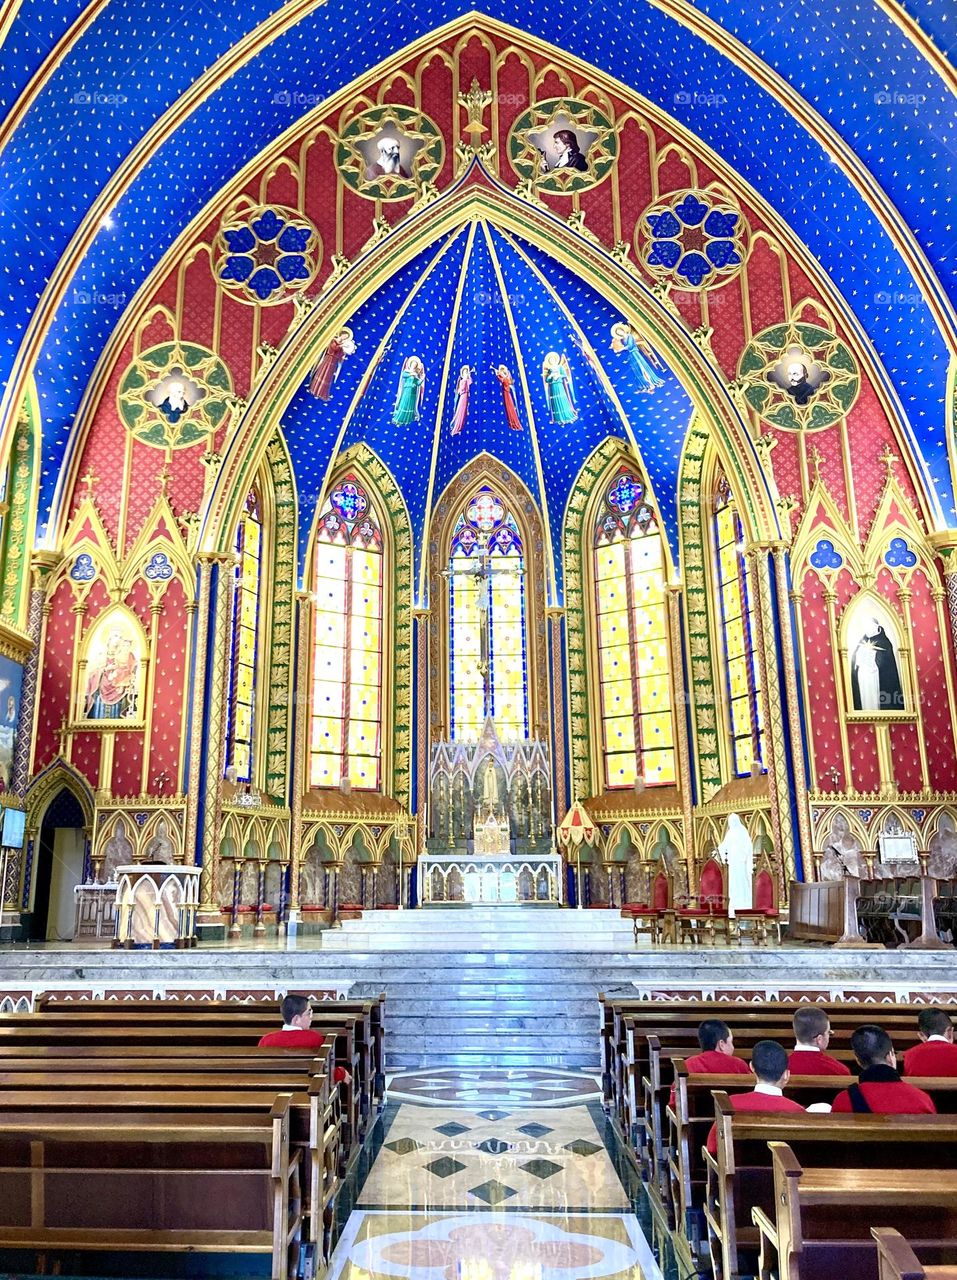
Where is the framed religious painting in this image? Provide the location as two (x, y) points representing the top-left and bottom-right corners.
(73, 608), (148, 730)
(840, 593), (915, 722)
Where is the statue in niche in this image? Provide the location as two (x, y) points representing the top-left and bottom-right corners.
(929, 815), (957, 880)
(299, 846), (324, 906)
(144, 818), (175, 864)
(481, 759), (500, 809)
(819, 812), (866, 880)
(100, 822), (134, 883)
(240, 860), (259, 907)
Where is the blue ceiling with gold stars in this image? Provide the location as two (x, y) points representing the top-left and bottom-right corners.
(1, 0), (955, 531)
(281, 221), (694, 586)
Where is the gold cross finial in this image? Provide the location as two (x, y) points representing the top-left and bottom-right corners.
(880, 443), (899, 477)
(156, 463), (172, 496)
(80, 470), (98, 500)
(459, 78), (493, 139)
(56, 716), (70, 755)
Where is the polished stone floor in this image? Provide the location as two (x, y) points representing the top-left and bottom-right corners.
(330, 1069), (668, 1280)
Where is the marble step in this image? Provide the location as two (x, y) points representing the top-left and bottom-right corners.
(385, 1030), (599, 1053)
(385, 1014), (588, 1034)
(388, 1049), (601, 1069)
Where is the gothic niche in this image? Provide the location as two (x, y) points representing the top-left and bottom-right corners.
(429, 716), (551, 856)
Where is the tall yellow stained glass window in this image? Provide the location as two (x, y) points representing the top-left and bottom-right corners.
(311, 477), (383, 791)
(712, 472), (765, 776)
(593, 469), (675, 789)
(448, 488), (529, 741)
(227, 489), (263, 783)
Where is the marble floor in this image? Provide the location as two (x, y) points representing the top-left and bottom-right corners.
(330, 1069), (667, 1280)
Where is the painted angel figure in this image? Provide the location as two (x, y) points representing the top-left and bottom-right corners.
(542, 352), (577, 425)
(494, 364), (524, 431)
(610, 321), (664, 392)
(450, 365), (473, 435)
(309, 327), (356, 399)
(392, 355), (425, 426)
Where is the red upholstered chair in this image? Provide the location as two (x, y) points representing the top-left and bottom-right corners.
(677, 856), (732, 945)
(734, 857), (782, 945)
(624, 870), (672, 945)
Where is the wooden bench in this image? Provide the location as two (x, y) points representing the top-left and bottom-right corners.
(873, 1229), (957, 1280)
(755, 1144), (957, 1280)
(706, 1104), (957, 1280)
(0, 1096), (302, 1280)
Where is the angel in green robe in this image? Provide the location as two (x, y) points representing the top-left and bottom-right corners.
(542, 352), (577, 424)
(392, 356), (425, 425)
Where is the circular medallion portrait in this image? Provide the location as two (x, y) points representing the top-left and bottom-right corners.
(737, 321), (860, 431)
(638, 188), (749, 290)
(335, 105), (445, 202)
(213, 204), (321, 306)
(508, 98), (618, 195)
(117, 342), (233, 451)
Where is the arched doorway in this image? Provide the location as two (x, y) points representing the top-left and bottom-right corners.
(26, 789), (88, 941)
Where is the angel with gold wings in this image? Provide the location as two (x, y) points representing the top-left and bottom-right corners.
(542, 351), (578, 425)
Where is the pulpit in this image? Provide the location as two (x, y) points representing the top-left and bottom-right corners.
(113, 864), (200, 948)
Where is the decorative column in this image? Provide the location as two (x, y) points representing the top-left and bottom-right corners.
(413, 607), (430, 857)
(748, 545), (797, 890)
(772, 547), (814, 862)
(929, 536), (957, 669)
(196, 554), (236, 939)
(665, 584), (695, 873)
(545, 607), (568, 825)
(287, 590), (312, 921)
(184, 558), (214, 874)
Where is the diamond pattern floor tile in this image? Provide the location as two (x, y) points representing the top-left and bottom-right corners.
(517, 1122), (554, 1137)
(384, 1138), (423, 1155)
(521, 1158), (564, 1180)
(468, 1179), (519, 1206)
(434, 1121), (471, 1136)
(564, 1139), (603, 1156)
(476, 1137), (511, 1155)
(425, 1157), (467, 1178)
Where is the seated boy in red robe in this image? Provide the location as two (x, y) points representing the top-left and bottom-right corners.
(706, 1040), (805, 1155)
(832, 1024), (935, 1114)
(788, 1006), (851, 1076)
(258, 994), (350, 1084)
(670, 1018), (751, 1108)
(902, 1008), (957, 1078)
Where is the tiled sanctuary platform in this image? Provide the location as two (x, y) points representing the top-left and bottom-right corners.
(2, 907), (956, 1069)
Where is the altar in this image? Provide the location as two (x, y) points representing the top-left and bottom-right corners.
(418, 852), (564, 904)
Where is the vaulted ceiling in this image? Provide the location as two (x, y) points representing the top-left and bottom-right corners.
(1, 0), (955, 534)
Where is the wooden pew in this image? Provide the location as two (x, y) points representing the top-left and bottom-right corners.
(872, 1229), (957, 1280)
(756, 1143), (957, 1280)
(0, 1096), (302, 1280)
(705, 1103), (957, 1280)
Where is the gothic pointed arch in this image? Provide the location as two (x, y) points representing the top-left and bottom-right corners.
(564, 439), (677, 799)
(427, 453), (548, 744)
(303, 443), (412, 804)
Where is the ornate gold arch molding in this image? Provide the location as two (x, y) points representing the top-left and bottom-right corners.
(25, 759), (95, 834)
(198, 179), (780, 567)
(35, 13), (941, 544)
(427, 452), (549, 742)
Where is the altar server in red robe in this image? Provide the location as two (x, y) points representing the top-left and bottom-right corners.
(258, 994), (350, 1083)
(706, 1040), (805, 1154)
(902, 1008), (957, 1078)
(832, 1025), (935, 1113)
(788, 1006), (851, 1076)
(669, 1019), (751, 1108)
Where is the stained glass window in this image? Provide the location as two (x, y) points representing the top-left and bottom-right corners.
(448, 487), (529, 741)
(227, 489), (263, 783)
(593, 468), (675, 788)
(712, 472), (765, 776)
(311, 476), (383, 791)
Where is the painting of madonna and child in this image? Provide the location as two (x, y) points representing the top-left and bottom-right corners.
(77, 613), (147, 727)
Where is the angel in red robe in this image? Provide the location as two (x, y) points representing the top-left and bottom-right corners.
(309, 328), (356, 399)
(495, 364), (524, 431)
(450, 365), (473, 435)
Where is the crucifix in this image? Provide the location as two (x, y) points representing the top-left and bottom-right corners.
(444, 529), (523, 718)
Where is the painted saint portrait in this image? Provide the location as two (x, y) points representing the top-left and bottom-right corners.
(846, 602), (906, 714)
(145, 367), (205, 423)
(310, 328), (356, 400)
(542, 352), (577, 425)
(392, 356), (425, 425)
(528, 117), (597, 175)
(357, 125), (424, 183)
(78, 612), (146, 726)
(0, 656), (24, 794)
(766, 345), (830, 406)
